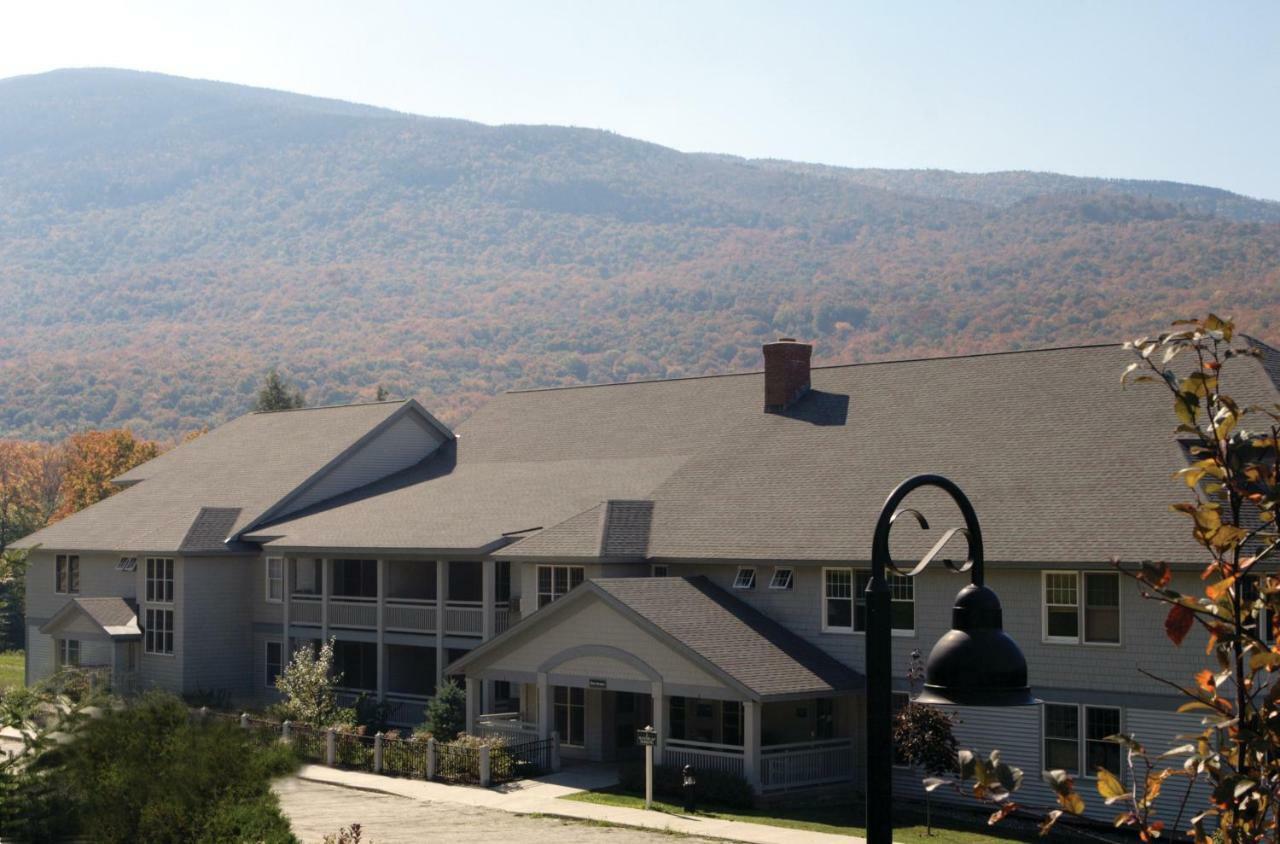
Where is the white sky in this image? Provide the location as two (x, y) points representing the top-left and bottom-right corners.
(3, 0), (1278, 199)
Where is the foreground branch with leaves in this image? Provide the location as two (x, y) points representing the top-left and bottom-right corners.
(927, 315), (1280, 842)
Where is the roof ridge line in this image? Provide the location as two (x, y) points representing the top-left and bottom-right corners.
(251, 399), (408, 414)
(503, 341), (1125, 395)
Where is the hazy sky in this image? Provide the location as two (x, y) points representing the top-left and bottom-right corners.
(4, 1), (1278, 199)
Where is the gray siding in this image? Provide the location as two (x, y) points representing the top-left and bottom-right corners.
(273, 412), (445, 521)
(182, 556), (254, 699)
(26, 623), (54, 686)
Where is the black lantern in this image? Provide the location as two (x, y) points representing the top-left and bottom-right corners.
(864, 474), (1036, 844)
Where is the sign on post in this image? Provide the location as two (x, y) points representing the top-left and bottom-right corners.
(636, 726), (658, 809)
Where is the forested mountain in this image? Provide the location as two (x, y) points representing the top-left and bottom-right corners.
(2, 68), (1278, 439)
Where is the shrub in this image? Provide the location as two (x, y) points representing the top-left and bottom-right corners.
(274, 638), (355, 728)
(618, 760), (754, 809)
(194, 792), (297, 844)
(424, 681), (466, 742)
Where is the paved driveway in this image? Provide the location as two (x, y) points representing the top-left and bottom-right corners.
(276, 777), (724, 844)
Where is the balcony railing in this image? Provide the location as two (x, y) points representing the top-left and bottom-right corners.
(287, 595), (492, 638)
(329, 596), (377, 629)
(385, 598), (437, 633)
(290, 595), (322, 625)
(443, 601), (483, 637)
(760, 738), (854, 791)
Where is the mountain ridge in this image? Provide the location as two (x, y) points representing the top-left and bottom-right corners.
(1, 68), (1277, 440)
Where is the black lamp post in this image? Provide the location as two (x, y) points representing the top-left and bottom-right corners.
(864, 474), (1037, 844)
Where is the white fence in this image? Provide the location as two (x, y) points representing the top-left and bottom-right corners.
(761, 739), (854, 791)
(664, 739), (745, 778)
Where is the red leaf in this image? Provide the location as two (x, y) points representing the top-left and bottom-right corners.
(1166, 605), (1195, 646)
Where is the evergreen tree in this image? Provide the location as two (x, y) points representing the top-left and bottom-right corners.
(253, 369), (306, 412)
(424, 681), (467, 741)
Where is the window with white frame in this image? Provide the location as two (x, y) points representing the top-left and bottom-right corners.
(265, 558), (283, 603)
(822, 568), (914, 633)
(292, 558), (322, 595)
(145, 608), (174, 655)
(145, 558), (174, 603)
(553, 685), (585, 745)
(769, 567), (794, 591)
(265, 640), (282, 688)
(58, 638), (80, 667)
(1043, 703), (1121, 776)
(733, 567), (757, 590)
(55, 554), (79, 594)
(1043, 572), (1120, 644)
(537, 565), (584, 609)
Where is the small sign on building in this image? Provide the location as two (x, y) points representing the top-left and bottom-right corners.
(588, 678), (607, 689)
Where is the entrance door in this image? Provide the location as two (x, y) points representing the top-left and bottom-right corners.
(612, 691), (653, 758)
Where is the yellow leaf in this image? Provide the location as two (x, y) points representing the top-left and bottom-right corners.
(1096, 767), (1127, 804)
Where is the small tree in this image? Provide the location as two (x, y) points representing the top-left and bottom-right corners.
(253, 369), (306, 412)
(374, 385), (389, 402)
(896, 650), (959, 834)
(273, 638), (352, 728)
(425, 681), (466, 741)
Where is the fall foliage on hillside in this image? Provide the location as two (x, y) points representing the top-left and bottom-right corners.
(1, 69), (1278, 440)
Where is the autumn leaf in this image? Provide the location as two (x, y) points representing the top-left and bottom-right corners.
(1165, 604), (1195, 646)
(1096, 767), (1127, 804)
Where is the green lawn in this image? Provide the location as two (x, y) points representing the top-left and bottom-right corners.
(0, 650), (24, 689)
(564, 787), (1101, 844)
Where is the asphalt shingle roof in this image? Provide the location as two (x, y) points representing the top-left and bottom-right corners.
(593, 577), (864, 698)
(41, 596), (140, 637)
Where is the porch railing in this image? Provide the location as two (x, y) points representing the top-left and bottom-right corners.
(290, 595), (322, 625)
(443, 601), (483, 636)
(664, 738), (744, 778)
(384, 598), (437, 633)
(475, 712), (538, 742)
(329, 596), (377, 629)
(495, 602), (513, 634)
(760, 738), (854, 791)
(384, 694), (429, 727)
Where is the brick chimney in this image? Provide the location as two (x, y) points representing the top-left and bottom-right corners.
(763, 338), (812, 412)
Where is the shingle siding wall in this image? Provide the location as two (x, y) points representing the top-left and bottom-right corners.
(273, 412), (445, 521)
(25, 624), (54, 686)
(182, 556), (253, 699)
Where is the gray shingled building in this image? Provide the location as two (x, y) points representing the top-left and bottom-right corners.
(17, 338), (1280, 817)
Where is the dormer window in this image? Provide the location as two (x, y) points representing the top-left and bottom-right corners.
(733, 567), (757, 590)
(769, 567), (794, 590)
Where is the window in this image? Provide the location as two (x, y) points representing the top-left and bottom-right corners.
(536, 565), (584, 609)
(55, 554), (80, 594)
(1043, 572), (1121, 645)
(733, 567), (757, 590)
(670, 696), (687, 741)
(769, 567), (794, 591)
(115, 556), (137, 572)
(496, 561), (511, 603)
(58, 639), (80, 667)
(651, 565), (669, 578)
(823, 568), (914, 634)
(554, 686), (585, 746)
(292, 558), (322, 595)
(265, 558), (283, 603)
(265, 640), (282, 688)
(145, 608), (174, 655)
(721, 701), (743, 745)
(145, 558), (174, 604)
(1042, 703), (1122, 777)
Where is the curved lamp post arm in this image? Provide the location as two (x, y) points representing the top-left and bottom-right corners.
(869, 473), (985, 587)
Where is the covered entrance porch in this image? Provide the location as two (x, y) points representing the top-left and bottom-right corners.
(39, 596), (143, 694)
(450, 575), (864, 794)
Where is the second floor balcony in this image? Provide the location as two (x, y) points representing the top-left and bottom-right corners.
(286, 558), (514, 638)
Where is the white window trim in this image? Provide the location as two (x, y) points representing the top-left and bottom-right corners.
(820, 566), (916, 637)
(733, 567), (757, 590)
(264, 639), (283, 689)
(58, 638), (81, 668)
(769, 566), (794, 591)
(265, 557), (284, 604)
(1041, 701), (1123, 780)
(1041, 570), (1122, 647)
(1082, 572), (1122, 647)
(536, 564), (585, 608)
(145, 557), (175, 605)
(54, 554), (80, 595)
(144, 607), (175, 657)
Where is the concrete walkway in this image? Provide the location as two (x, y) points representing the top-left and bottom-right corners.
(295, 763), (867, 844)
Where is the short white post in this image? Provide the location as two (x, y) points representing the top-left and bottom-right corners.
(479, 744), (491, 787)
(282, 720), (292, 741)
(550, 730), (561, 773)
(326, 728), (337, 767)
(240, 712), (249, 730)
(374, 732), (385, 773)
(645, 742), (654, 810)
(427, 737), (438, 780)
(199, 706), (209, 721)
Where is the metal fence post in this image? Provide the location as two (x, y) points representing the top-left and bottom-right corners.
(479, 744), (491, 787)
(426, 737), (437, 780)
(551, 731), (561, 773)
(374, 732), (384, 774)
(240, 712), (249, 730)
(326, 728), (337, 767)
(282, 720), (292, 742)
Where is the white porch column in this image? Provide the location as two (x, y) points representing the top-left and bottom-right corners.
(651, 681), (666, 766)
(376, 559), (386, 700)
(320, 558), (331, 642)
(481, 560), (496, 711)
(465, 677), (480, 735)
(435, 560), (448, 690)
(743, 700), (761, 791)
(282, 558), (291, 655)
(536, 672), (553, 739)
